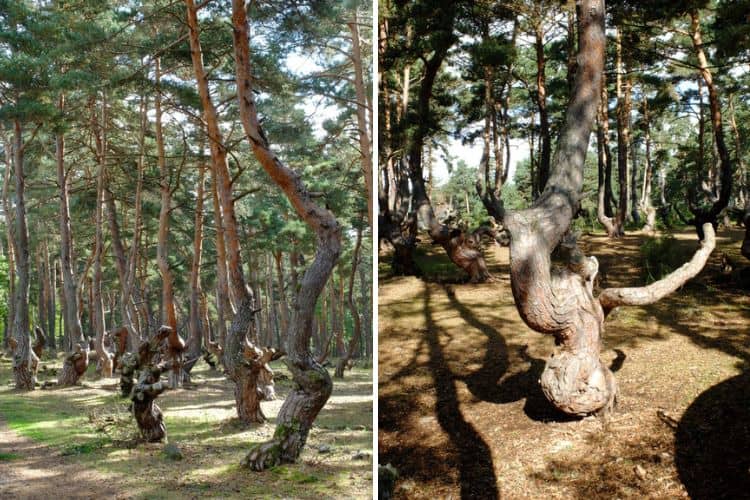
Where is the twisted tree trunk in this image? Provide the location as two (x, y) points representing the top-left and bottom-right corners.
(505, 1), (716, 416)
(231, 0), (341, 469)
(132, 361), (169, 443)
(58, 343), (89, 386)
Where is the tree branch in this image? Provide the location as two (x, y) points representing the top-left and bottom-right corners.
(598, 223), (715, 314)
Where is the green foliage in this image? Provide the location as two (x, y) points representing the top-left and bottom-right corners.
(639, 235), (687, 283)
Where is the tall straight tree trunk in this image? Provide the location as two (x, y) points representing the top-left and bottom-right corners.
(91, 95), (113, 378)
(122, 94), (148, 349)
(231, 0), (342, 469)
(615, 28), (630, 231)
(46, 240), (56, 352)
(335, 224), (363, 378)
(186, 0), (264, 424)
(155, 57), (178, 335)
(630, 134), (640, 224)
(1, 142), (16, 353)
(154, 56), (183, 388)
(186, 156), (207, 374)
(273, 250), (289, 341)
(728, 94), (747, 209)
(535, 21), (551, 195)
(55, 93), (84, 363)
(348, 12), (373, 226)
(597, 72), (619, 237)
(639, 96), (656, 232)
(10, 120), (34, 390)
(211, 168), (230, 353)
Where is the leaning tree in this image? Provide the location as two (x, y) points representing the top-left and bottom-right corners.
(503, 0), (719, 416)
(379, 0), (494, 283)
(230, 0), (342, 469)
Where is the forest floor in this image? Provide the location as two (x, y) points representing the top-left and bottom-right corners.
(379, 226), (750, 499)
(0, 355), (372, 499)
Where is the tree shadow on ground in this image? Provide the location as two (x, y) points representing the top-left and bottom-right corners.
(642, 285), (750, 498)
(675, 369), (750, 499)
(422, 284), (500, 499)
(443, 285), (582, 423)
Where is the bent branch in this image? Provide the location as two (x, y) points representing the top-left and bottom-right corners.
(598, 223), (715, 314)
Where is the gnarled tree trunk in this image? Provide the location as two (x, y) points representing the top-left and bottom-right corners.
(505, 0), (717, 417)
(58, 343), (89, 386)
(231, 0), (341, 469)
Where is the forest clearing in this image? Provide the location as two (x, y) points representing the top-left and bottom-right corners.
(379, 228), (749, 498)
(0, 356), (373, 499)
(1, 0), (373, 497)
(378, 0), (749, 497)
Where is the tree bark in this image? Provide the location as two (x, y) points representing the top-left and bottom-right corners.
(91, 95), (113, 378)
(11, 119), (35, 390)
(534, 20), (551, 194)
(615, 28), (630, 231)
(639, 95), (656, 232)
(348, 13), (373, 226)
(686, 10), (733, 238)
(45, 239), (56, 352)
(273, 250), (289, 342)
(597, 71), (620, 237)
(506, 3), (717, 416)
(132, 362), (169, 443)
(55, 100), (83, 360)
(186, 0), (264, 423)
(1, 140), (16, 354)
(231, 0), (341, 469)
(186, 156), (207, 376)
(336, 225), (363, 378)
(154, 57), (182, 387)
(504, 0), (611, 415)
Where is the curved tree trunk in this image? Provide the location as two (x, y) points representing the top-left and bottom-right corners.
(132, 362), (169, 442)
(505, 0), (612, 415)
(58, 343), (89, 386)
(506, 2), (717, 416)
(686, 10), (733, 237)
(231, 0), (341, 469)
(185, 0), (267, 423)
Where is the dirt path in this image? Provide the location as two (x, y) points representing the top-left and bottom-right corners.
(379, 228), (750, 498)
(0, 417), (123, 499)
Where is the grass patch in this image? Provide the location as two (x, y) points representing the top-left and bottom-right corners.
(0, 354), (373, 499)
(271, 465), (321, 484)
(0, 451), (20, 460)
